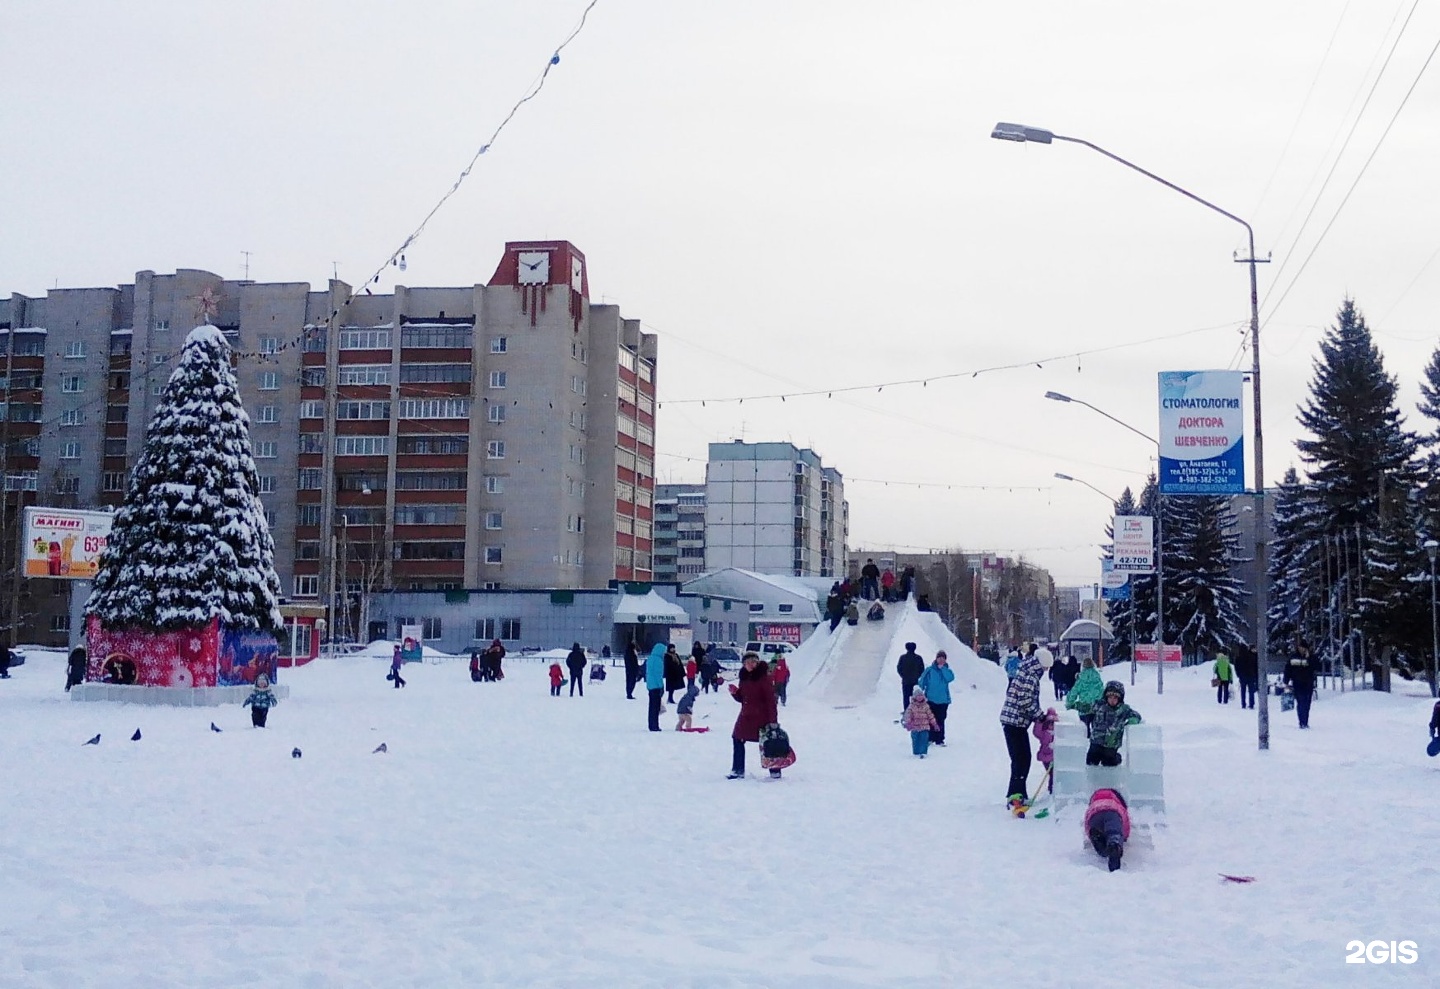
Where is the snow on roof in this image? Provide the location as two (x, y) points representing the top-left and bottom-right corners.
(613, 590), (689, 624)
(13, 326), (46, 334)
(185, 324), (229, 349)
(110, 328), (134, 336)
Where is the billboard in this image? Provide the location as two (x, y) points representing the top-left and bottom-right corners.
(1112, 515), (1155, 574)
(1100, 559), (1130, 601)
(1134, 643), (1182, 665)
(751, 622), (803, 644)
(23, 507), (113, 580)
(1158, 370), (1245, 495)
(400, 625), (424, 663)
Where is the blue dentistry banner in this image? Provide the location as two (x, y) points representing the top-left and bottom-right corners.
(1157, 370), (1245, 495)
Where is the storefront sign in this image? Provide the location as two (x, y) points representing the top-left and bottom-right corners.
(750, 622), (802, 644)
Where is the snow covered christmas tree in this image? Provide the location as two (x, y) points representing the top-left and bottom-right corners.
(80, 326), (284, 697)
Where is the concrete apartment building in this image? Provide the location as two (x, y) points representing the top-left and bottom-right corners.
(653, 482), (706, 582)
(704, 442), (847, 577)
(0, 240), (657, 644)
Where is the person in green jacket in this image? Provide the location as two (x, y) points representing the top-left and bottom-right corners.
(1065, 655), (1105, 735)
(1213, 650), (1233, 705)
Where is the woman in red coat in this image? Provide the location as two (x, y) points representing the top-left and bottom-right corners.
(727, 654), (777, 779)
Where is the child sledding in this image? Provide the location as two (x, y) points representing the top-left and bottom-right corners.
(1084, 787), (1131, 872)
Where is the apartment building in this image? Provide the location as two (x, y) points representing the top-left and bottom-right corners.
(0, 241), (657, 644)
(704, 442), (847, 577)
(653, 482), (706, 582)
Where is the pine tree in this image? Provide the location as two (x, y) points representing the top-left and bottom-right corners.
(1169, 495), (1247, 660)
(1356, 488), (1430, 679)
(86, 326), (283, 634)
(1103, 486), (1137, 662)
(1266, 467), (1327, 654)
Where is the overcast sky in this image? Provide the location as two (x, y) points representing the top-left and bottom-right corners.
(5, 1), (1439, 586)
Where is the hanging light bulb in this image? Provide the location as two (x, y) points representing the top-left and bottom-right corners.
(398, 254), (407, 272)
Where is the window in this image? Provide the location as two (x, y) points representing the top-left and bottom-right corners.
(396, 542), (466, 560)
(255, 440), (278, 459)
(64, 340), (85, 359)
(5, 470), (38, 491)
(500, 618), (521, 640)
(399, 363), (471, 384)
(335, 435), (390, 456)
(337, 364), (391, 385)
(62, 375), (83, 393)
(338, 473), (386, 492)
(152, 382), (165, 396)
(299, 401), (323, 420)
(296, 541), (321, 560)
(394, 504), (464, 525)
(301, 367), (326, 387)
(394, 471), (465, 491)
(60, 441), (80, 460)
(297, 504), (322, 527)
(299, 432), (324, 454)
(490, 336), (508, 354)
(258, 475), (277, 493)
(259, 405), (280, 423)
(153, 354), (166, 365)
(475, 617), (495, 640)
(422, 616), (443, 640)
(397, 434), (468, 455)
(485, 546), (503, 565)
(294, 575), (319, 597)
(398, 398), (468, 419)
(60, 410), (85, 427)
(298, 469), (323, 490)
(104, 438), (127, 457)
(106, 405), (128, 423)
(303, 328), (327, 352)
(338, 328), (391, 350)
(485, 511), (502, 530)
(401, 324), (473, 348)
(259, 337), (279, 355)
(486, 441), (505, 460)
(263, 510), (276, 528)
(571, 375), (586, 395)
(487, 405), (506, 423)
(749, 603), (764, 613)
(570, 410), (586, 431)
(778, 603), (794, 614)
(488, 371), (507, 389)
(154, 319), (170, 331)
(485, 475), (504, 494)
(338, 506), (385, 525)
(337, 400), (391, 420)
(50, 613), (72, 633)
(259, 371), (280, 390)
(103, 471), (126, 492)
(56, 476), (81, 495)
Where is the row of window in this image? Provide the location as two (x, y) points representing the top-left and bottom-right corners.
(296, 503), (469, 527)
(299, 398), (476, 420)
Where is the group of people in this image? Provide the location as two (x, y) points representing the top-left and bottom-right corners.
(468, 639), (507, 683)
(1209, 642), (1261, 708)
(898, 643), (955, 756)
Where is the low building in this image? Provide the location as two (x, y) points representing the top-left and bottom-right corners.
(682, 568), (826, 645)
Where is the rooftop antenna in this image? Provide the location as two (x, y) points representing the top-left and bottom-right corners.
(332, 261), (340, 281)
(241, 250), (253, 280)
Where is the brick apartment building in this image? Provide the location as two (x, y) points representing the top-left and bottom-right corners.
(0, 240), (657, 644)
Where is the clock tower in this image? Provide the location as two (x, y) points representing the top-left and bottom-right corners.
(489, 240), (588, 330)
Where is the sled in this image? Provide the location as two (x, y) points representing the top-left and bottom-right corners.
(761, 747), (796, 770)
(679, 726), (711, 733)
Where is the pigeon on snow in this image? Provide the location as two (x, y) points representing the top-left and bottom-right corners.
(83, 733), (101, 746)
(372, 742), (388, 754)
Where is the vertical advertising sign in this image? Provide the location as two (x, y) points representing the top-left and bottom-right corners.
(1100, 559), (1130, 602)
(1112, 516), (1155, 573)
(1158, 370), (1245, 495)
(400, 625), (424, 663)
(22, 507), (113, 579)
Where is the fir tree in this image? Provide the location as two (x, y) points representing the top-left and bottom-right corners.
(1356, 488), (1430, 679)
(1104, 486), (1137, 662)
(1168, 495), (1247, 661)
(87, 326), (283, 634)
(1266, 467), (1327, 654)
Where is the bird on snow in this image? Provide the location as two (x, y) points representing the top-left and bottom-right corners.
(372, 742), (387, 754)
(131, 729), (142, 741)
(210, 722), (222, 733)
(291, 747), (302, 759)
(83, 733), (101, 746)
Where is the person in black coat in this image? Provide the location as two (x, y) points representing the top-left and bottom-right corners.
(566, 643), (587, 697)
(825, 584), (844, 632)
(861, 559), (881, 600)
(896, 642), (925, 713)
(624, 641), (641, 699)
(1283, 640), (1317, 728)
(65, 646), (88, 691)
(663, 646), (685, 704)
(1232, 641), (1259, 709)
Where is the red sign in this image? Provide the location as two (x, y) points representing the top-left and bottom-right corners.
(1134, 643), (1182, 665)
(751, 622), (802, 644)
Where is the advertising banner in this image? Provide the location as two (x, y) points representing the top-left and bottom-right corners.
(400, 625), (424, 663)
(751, 622), (803, 644)
(23, 507), (113, 579)
(1134, 643), (1183, 665)
(1158, 370), (1245, 495)
(1113, 515), (1155, 574)
(1100, 560), (1130, 601)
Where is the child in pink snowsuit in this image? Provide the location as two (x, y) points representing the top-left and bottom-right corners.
(1084, 787), (1131, 872)
(1032, 707), (1057, 792)
(902, 687), (940, 757)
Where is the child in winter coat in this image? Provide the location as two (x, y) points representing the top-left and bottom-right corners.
(1087, 681), (1142, 766)
(548, 662), (564, 697)
(1032, 707), (1057, 792)
(1065, 656), (1105, 734)
(676, 681), (699, 730)
(901, 687), (940, 757)
(242, 674), (278, 728)
(771, 656), (791, 706)
(1084, 787), (1131, 872)
(845, 601), (860, 626)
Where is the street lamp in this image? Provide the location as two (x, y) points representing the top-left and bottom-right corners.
(1046, 392), (1163, 692)
(1427, 539), (1439, 699)
(998, 122), (1270, 749)
(1053, 471), (1113, 503)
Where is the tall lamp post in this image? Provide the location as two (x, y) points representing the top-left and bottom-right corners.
(1047, 393), (1164, 692)
(996, 122), (1270, 749)
(1427, 539), (1439, 699)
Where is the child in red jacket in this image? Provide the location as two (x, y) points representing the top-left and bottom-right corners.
(1084, 788), (1131, 872)
(548, 662), (564, 697)
(771, 656), (792, 706)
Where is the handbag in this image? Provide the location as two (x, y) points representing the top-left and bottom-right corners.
(1211, 677), (1220, 688)
(760, 724), (791, 759)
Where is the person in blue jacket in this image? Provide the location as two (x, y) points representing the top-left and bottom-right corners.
(917, 650), (956, 745)
(645, 642), (667, 732)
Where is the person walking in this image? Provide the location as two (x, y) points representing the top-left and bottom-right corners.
(727, 653), (778, 779)
(242, 674), (278, 727)
(699, 649), (720, 694)
(1233, 641), (1259, 709)
(1213, 648), (1234, 705)
(917, 650), (955, 746)
(902, 687), (940, 757)
(896, 642), (925, 714)
(1000, 646), (1052, 803)
(566, 642), (587, 697)
(65, 646), (88, 691)
(825, 583), (844, 632)
(771, 655), (791, 707)
(1283, 640), (1318, 729)
(548, 661), (564, 697)
(624, 640), (641, 699)
(390, 644), (407, 688)
(645, 642), (666, 732)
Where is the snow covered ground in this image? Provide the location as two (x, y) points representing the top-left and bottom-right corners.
(3, 620), (1437, 988)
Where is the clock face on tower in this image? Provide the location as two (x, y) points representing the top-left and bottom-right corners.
(570, 257), (584, 293)
(518, 251), (550, 285)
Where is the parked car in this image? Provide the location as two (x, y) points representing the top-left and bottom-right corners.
(5, 647), (24, 668)
(744, 641), (795, 659)
(706, 645), (743, 672)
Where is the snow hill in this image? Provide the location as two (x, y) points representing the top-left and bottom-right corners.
(3, 627), (1436, 987)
